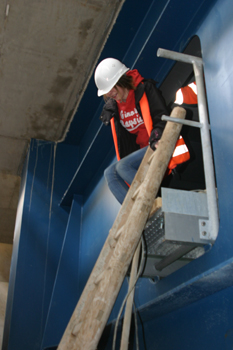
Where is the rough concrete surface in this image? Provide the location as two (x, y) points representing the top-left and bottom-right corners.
(0, 244), (13, 346)
(0, 243), (13, 282)
(0, 0), (124, 244)
(0, 173), (21, 243)
(0, 282), (8, 348)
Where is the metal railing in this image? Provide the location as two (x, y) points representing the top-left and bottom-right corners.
(157, 48), (219, 241)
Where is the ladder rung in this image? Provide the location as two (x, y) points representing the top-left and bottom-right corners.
(108, 237), (117, 249)
(72, 321), (82, 336)
(131, 185), (141, 200)
(114, 225), (124, 240)
(94, 270), (105, 285)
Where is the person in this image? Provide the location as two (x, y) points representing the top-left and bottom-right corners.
(94, 58), (189, 204)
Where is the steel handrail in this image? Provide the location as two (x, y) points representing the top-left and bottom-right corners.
(157, 48), (219, 240)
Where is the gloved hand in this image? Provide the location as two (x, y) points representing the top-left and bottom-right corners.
(99, 99), (116, 126)
(149, 128), (162, 150)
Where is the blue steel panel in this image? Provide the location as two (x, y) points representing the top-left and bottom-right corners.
(6, 141), (64, 350)
(198, 0), (233, 260)
(79, 167), (129, 322)
(4, 141), (80, 350)
(41, 195), (82, 349)
(137, 283), (233, 350)
(130, 0), (218, 82)
(100, 266), (233, 350)
(201, 0), (233, 260)
(136, 258), (233, 323)
(60, 122), (114, 207)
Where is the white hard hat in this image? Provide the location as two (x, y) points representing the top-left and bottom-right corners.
(94, 58), (129, 96)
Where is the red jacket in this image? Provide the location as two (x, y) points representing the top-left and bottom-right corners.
(100, 73), (190, 170)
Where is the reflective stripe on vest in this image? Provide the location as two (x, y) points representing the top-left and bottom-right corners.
(139, 92), (190, 171)
(174, 82), (198, 105)
(139, 92), (153, 135)
(168, 136), (190, 171)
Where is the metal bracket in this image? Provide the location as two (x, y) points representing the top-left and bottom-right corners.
(161, 115), (204, 129)
(199, 219), (210, 240)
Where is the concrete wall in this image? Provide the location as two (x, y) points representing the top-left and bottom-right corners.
(0, 244), (12, 283)
(0, 243), (12, 348)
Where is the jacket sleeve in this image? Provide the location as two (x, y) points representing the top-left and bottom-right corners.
(143, 80), (169, 149)
(144, 79), (168, 133)
(99, 98), (117, 126)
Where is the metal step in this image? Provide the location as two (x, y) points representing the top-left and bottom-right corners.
(141, 188), (213, 279)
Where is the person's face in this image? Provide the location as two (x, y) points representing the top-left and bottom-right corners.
(106, 85), (128, 101)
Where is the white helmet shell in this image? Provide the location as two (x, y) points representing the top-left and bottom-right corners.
(94, 58), (129, 96)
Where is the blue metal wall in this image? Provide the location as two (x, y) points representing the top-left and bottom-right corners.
(4, 0), (233, 349)
(99, 283), (233, 350)
(2, 141), (80, 350)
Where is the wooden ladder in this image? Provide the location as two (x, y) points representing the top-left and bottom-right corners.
(57, 106), (186, 350)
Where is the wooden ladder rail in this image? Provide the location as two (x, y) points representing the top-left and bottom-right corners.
(57, 106), (186, 350)
(119, 197), (162, 350)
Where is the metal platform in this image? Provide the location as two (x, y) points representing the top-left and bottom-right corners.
(142, 188), (213, 278)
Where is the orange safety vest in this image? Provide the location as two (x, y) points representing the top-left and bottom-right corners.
(110, 118), (121, 161)
(110, 92), (190, 170)
(175, 82), (198, 105)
